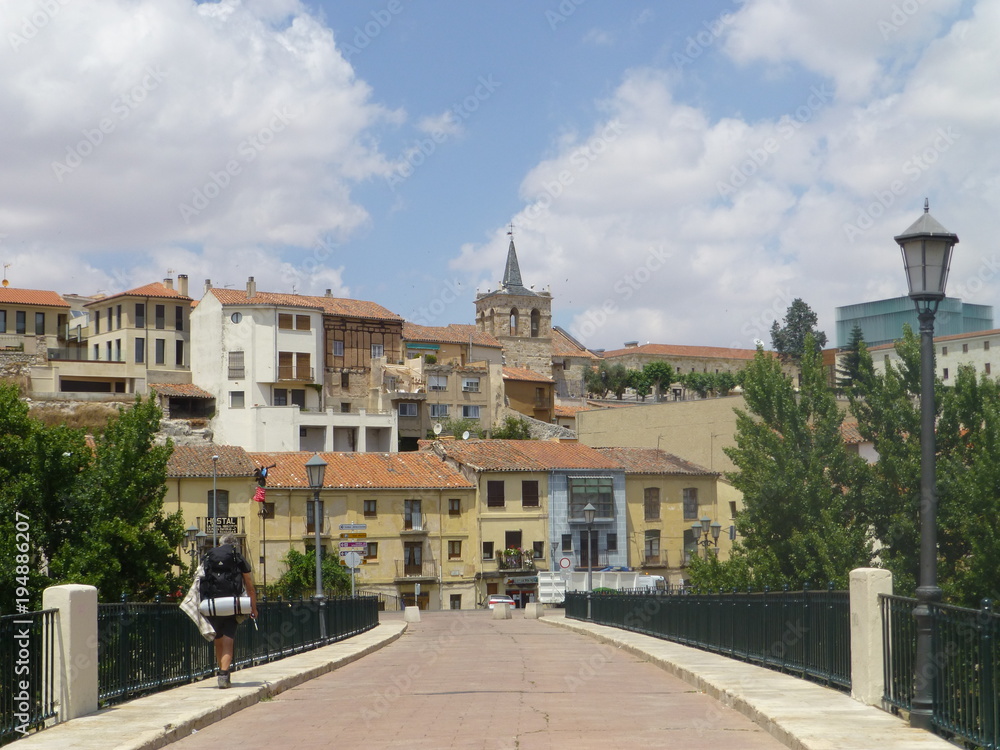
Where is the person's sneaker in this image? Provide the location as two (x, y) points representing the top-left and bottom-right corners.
(217, 671), (231, 689)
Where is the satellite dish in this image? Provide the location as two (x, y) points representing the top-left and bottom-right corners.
(433, 423), (442, 435)
(462, 431), (470, 440)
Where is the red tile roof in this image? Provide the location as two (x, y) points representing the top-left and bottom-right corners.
(840, 422), (865, 445)
(0, 287), (69, 308)
(86, 282), (192, 306)
(591, 447), (715, 475)
(551, 328), (598, 359)
(246, 451), (474, 489)
(150, 383), (215, 399)
(208, 288), (401, 321)
(167, 445), (257, 477)
(554, 404), (592, 417)
(429, 439), (620, 471)
(403, 322), (501, 348)
(502, 366), (554, 383)
(601, 343), (762, 360)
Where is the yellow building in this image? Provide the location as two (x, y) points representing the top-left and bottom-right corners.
(502, 366), (555, 424)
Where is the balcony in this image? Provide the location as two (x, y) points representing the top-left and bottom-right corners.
(496, 550), (536, 572)
(642, 553), (666, 567)
(394, 560), (437, 581)
(574, 551), (610, 570)
(277, 366), (315, 382)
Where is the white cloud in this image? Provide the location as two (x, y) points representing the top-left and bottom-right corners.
(417, 111), (463, 139)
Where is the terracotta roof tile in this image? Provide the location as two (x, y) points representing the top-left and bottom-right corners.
(166, 445), (256, 477)
(591, 447), (716, 475)
(208, 288), (401, 321)
(429, 439), (620, 471)
(245, 451), (474, 489)
(840, 422), (865, 445)
(554, 404), (592, 417)
(502, 366), (554, 383)
(403, 322), (501, 348)
(0, 287), (69, 308)
(149, 383), (215, 399)
(551, 328), (598, 359)
(601, 343), (762, 360)
(86, 282), (192, 306)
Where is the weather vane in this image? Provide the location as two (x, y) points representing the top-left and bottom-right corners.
(507, 222), (515, 238)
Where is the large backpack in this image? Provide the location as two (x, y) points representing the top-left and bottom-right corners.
(200, 544), (244, 599)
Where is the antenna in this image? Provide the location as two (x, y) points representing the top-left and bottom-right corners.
(461, 431), (470, 440)
(2, 262), (10, 287)
(433, 423), (442, 435)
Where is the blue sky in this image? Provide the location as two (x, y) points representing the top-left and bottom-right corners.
(2, 0), (995, 349)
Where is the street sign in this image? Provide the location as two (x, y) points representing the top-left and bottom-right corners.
(342, 551), (363, 568)
(339, 523), (367, 531)
(559, 557), (572, 569)
(339, 533), (367, 539)
(339, 541), (367, 549)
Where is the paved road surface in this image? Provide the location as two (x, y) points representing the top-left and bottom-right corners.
(171, 610), (785, 750)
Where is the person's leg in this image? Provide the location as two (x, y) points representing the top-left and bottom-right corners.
(217, 635), (235, 672)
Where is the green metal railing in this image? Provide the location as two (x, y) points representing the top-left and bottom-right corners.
(98, 595), (378, 707)
(882, 594), (999, 748)
(567, 585), (851, 691)
(1, 610), (56, 746)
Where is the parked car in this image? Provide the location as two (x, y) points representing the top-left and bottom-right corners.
(486, 595), (515, 610)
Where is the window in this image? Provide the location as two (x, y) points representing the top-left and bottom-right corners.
(116, 305), (122, 329)
(987, 363), (992, 375)
(333, 340), (344, 357)
(278, 351), (293, 379)
(135, 303), (145, 327)
(450, 594), (462, 610)
(106, 308), (112, 331)
(644, 530), (661, 564)
(430, 404), (450, 418)
(509, 308), (518, 335)
(462, 405), (481, 419)
(273, 388), (288, 406)
(115, 339), (122, 361)
(530, 309), (540, 337)
(106, 342), (112, 361)
(154, 304), (165, 330)
(365, 541), (378, 560)
(93, 344), (99, 360)
(986, 341), (991, 351)
(134, 338), (145, 364)
(296, 352), (310, 380)
(521, 480), (539, 507)
(290, 389), (305, 408)
(568, 476), (614, 519)
(683, 528), (698, 565)
(34, 312), (45, 335)
(487, 480), (505, 507)
(943, 368), (949, 380)
(683, 488), (698, 520)
(364, 499), (377, 517)
(561, 534), (572, 551)
(462, 377), (480, 392)
(448, 540), (462, 560)
(729, 500), (738, 518)
(340, 402), (351, 413)
(428, 374), (448, 391)
(942, 346), (948, 356)
(15, 311), (26, 334)
(175, 306), (184, 331)
(448, 498), (461, 516)
(207, 489), (230, 517)
(231, 312), (243, 324)
(398, 402), (418, 417)
(175, 340), (184, 367)
(404, 499), (422, 530)
(154, 338), (165, 365)
(341, 371), (349, 388)
(228, 351), (245, 379)
(0, 311), (5, 332)
(259, 502), (275, 520)
(482, 541), (494, 560)
(371, 343), (384, 358)
(230, 391), (245, 409)
(278, 313), (294, 329)
(295, 315), (310, 331)
(644, 487), (660, 520)
(505, 530), (522, 550)
(532, 541), (544, 559)
(306, 499), (324, 534)
(606, 533), (617, 552)
(963, 343), (969, 353)
(535, 387), (546, 406)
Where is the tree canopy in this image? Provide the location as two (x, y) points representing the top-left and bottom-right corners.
(770, 298), (828, 364)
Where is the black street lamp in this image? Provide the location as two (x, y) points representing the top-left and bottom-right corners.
(183, 524), (202, 573)
(583, 502), (596, 620)
(895, 199), (958, 730)
(305, 453), (328, 638)
(691, 517), (722, 560)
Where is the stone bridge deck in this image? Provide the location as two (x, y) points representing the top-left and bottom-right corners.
(15, 609), (954, 750)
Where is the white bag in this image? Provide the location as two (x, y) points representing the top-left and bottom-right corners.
(198, 596), (252, 617)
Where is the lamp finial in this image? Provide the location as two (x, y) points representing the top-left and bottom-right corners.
(924, 198), (929, 213)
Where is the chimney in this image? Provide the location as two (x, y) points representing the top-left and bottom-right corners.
(178, 274), (189, 297)
(247, 276), (256, 298)
(325, 289), (332, 297)
(624, 341), (639, 348)
(204, 279), (213, 294)
(163, 277), (174, 290)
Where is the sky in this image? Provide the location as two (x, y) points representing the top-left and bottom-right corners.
(2, 0), (998, 350)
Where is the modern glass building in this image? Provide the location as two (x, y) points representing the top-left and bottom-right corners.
(836, 296), (993, 348)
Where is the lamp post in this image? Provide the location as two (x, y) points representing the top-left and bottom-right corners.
(184, 524), (200, 573)
(305, 453), (328, 639)
(895, 199), (958, 730)
(583, 502), (596, 620)
(211, 454), (219, 547)
(691, 517), (722, 560)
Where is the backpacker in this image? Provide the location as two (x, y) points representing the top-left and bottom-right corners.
(200, 545), (244, 600)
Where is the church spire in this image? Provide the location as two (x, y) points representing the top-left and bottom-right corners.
(502, 236), (523, 289)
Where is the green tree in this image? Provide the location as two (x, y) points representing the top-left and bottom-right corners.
(626, 368), (652, 401)
(274, 548), (352, 598)
(837, 324), (866, 392)
(583, 362), (611, 398)
(705, 338), (871, 588)
(642, 361), (675, 400)
(770, 298), (828, 364)
(713, 371), (738, 396)
(439, 417), (481, 439)
(491, 415), (532, 439)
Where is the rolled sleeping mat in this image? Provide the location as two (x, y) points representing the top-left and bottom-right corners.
(199, 596), (252, 617)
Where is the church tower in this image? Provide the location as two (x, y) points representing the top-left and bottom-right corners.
(475, 235), (553, 376)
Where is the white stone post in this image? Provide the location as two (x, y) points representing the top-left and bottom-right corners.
(849, 567), (893, 706)
(43, 584), (99, 722)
